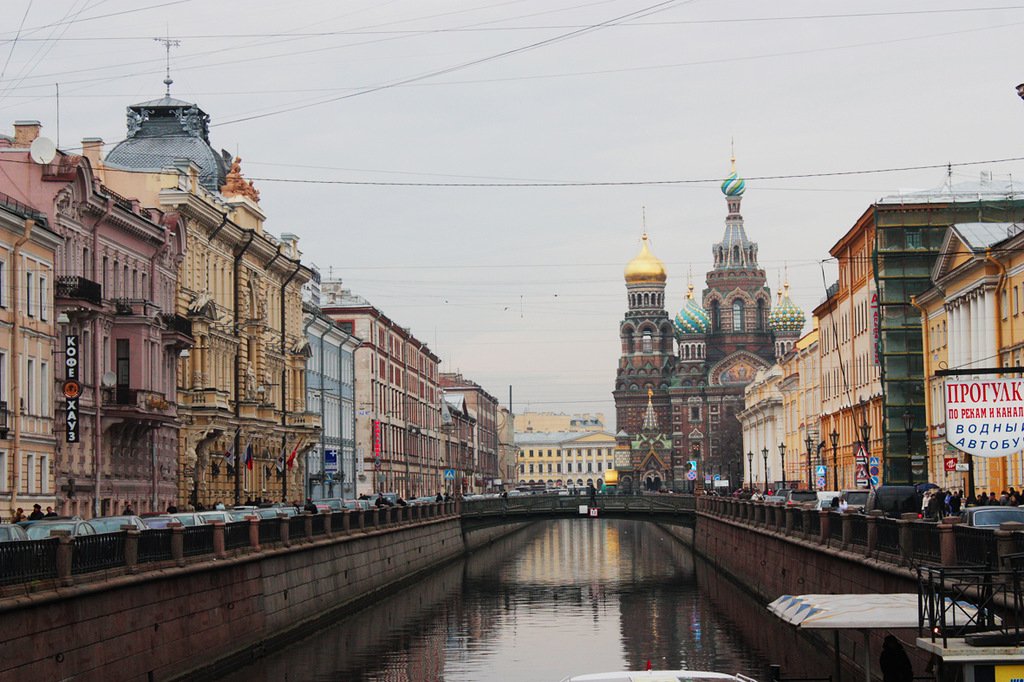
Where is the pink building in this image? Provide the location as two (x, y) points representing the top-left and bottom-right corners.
(0, 121), (189, 517)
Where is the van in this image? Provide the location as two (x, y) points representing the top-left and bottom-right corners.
(865, 485), (924, 518)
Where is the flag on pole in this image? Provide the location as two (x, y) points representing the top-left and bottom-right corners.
(224, 440), (236, 467)
(244, 442), (254, 471)
(286, 441), (299, 470)
(276, 443), (286, 473)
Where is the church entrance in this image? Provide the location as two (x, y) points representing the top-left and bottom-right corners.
(644, 474), (662, 491)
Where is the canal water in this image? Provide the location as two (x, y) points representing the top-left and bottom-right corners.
(221, 519), (832, 682)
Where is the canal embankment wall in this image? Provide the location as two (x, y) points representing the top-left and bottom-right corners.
(0, 514), (529, 682)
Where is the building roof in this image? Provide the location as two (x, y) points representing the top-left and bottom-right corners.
(879, 173), (1022, 205)
(514, 431), (615, 445)
(624, 232), (667, 284)
(105, 95), (228, 192)
(951, 222), (1022, 250)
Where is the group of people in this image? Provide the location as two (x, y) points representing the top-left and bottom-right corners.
(7, 504), (59, 522)
(921, 489), (963, 520)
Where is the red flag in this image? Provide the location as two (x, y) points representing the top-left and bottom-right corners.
(286, 442), (299, 470)
(244, 443), (253, 471)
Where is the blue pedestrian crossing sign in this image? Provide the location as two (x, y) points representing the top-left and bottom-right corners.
(815, 465), (827, 477)
(444, 469), (456, 480)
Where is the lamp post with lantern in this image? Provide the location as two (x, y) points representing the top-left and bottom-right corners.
(903, 409), (915, 486)
(778, 442), (787, 489)
(747, 450), (754, 490)
(761, 447), (769, 493)
(829, 428), (839, 490)
(805, 433), (815, 490)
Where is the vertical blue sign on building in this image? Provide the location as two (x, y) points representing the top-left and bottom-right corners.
(324, 449), (338, 473)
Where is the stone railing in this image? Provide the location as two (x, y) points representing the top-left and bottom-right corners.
(0, 502), (458, 594)
(697, 495), (1024, 569)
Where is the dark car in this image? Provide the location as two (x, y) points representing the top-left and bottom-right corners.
(866, 485), (932, 518)
(960, 506), (1024, 528)
(0, 524), (28, 542)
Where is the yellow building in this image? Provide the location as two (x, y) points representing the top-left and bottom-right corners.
(0, 201), (62, 520)
(514, 431), (616, 489)
(516, 412), (605, 433)
(779, 328), (822, 489)
(85, 94), (319, 506)
(917, 222), (1024, 494)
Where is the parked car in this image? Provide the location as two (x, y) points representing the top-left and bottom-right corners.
(787, 490), (819, 506)
(0, 524), (28, 542)
(23, 519), (97, 539)
(866, 485), (933, 518)
(841, 489), (870, 511)
(88, 515), (147, 533)
(960, 506), (1024, 528)
(140, 516), (177, 529)
(196, 511), (231, 524)
(342, 499), (372, 511)
(314, 498), (345, 512)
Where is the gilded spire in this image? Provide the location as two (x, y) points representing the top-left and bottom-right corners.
(642, 388), (659, 432)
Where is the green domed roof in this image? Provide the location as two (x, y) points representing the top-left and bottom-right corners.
(768, 283), (805, 334)
(673, 284), (710, 337)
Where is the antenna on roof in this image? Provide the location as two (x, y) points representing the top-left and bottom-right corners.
(153, 29), (180, 96)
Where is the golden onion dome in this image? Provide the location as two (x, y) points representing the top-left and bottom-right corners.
(624, 233), (667, 284)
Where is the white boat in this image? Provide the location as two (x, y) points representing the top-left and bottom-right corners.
(559, 671), (757, 682)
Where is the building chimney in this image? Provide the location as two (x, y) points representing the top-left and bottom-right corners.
(13, 120), (41, 147)
(81, 137), (104, 167)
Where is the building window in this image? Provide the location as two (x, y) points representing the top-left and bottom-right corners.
(26, 271), (33, 317)
(40, 362), (48, 415)
(1015, 286), (1020, 316)
(40, 454), (48, 494)
(690, 406), (700, 421)
(25, 453), (35, 493)
(0, 258), (5, 308)
(25, 359), (34, 415)
(0, 451), (6, 492)
(906, 229), (922, 249)
(642, 331), (652, 353)
(732, 300), (744, 331)
(710, 300), (720, 331)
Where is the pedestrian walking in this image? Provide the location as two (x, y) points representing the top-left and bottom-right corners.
(44, 507), (58, 517)
(12, 508), (25, 522)
(124, 503), (134, 516)
(28, 504), (45, 520)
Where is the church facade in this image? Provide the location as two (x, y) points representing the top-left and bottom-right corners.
(613, 162), (805, 491)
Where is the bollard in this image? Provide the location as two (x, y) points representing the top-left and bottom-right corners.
(170, 524), (185, 567)
(55, 531), (73, 587)
(248, 516), (260, 551)
(210, 521), (226, 560)
(280, 515), (291, 548)
(124, 528), (140, 572)
(304, 513), (313, 543)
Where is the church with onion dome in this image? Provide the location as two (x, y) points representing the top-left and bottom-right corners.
(612, 159), (806, 492)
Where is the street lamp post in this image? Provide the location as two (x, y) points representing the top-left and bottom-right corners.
(778, 442), (787, 489)
(859, 403), (872, 489)
(804, 434), (815, 490)
(747, 451), (754, 490)
(829, 428), (839, 491)
(903, 409), (915, 486)
(761, 447), (769, 494)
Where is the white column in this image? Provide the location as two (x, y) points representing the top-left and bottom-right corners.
(983, 289), (997, 367)
(970, 295), (982, 369)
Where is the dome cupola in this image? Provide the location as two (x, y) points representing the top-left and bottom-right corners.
(673, 283), (710, 337)
(767, 282), (805, 334)
(624, 233), (667, 284)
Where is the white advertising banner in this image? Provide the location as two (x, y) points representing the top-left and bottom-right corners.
(945, 379), (1024, 458)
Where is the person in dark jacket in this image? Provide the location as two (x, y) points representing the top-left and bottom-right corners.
(28, 504), (45, 520)
(880, 634), (913, 682)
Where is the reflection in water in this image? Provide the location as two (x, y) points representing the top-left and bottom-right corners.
(221, 520), (803, 682)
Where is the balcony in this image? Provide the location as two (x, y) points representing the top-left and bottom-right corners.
(55, 276), (102, 308)
(160, 313), (193, 345)
(102, 387), (176, 423)
(183, 388), (230, 412)
(288, 411), (322, 430)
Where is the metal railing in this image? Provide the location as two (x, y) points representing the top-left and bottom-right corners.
(918, 565), (1024, 647)
(160, 312), (193, 338)
(225, 521), (251, 550)
(138, 529), (173, 564)
(875, 518), (901, 556)
(288, 516), (305, 539)
(182, 525), (215, 557)
(55, 275), (102, 306)
(72, 533), (126, 575)
(849, 516), (868, 547)
(806, 511), (821, 538)
(311, 514), (326, 536)
(258, 518), (281, 545)
(0, 538), (59, 585)
(828, 512), (843, 545)
(910, 523), (942, 565)
(954, 525), (999, 567)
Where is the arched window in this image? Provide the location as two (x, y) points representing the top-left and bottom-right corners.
(641, 331), (652, 353)
(733, 299), (744, 331)
(756, 299), (766, 330)
(710, 300), (720, 331)
(732, 245), (740, 263)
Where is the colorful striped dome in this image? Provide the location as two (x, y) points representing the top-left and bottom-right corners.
(721, 168), (746, 197)
(673, 284), (710, 336)
(768, 283), (805, 334)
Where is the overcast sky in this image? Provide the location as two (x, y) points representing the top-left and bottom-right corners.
(3, 1), (1023, 429)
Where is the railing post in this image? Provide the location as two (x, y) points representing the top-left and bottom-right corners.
(996, 522), (1024, 569)
(170, 524), (185, 567)
(784, 506), (795, 535)
(248, 516), (261, 551)
(124, 528), (140, 573)
(323, 511), (333, 537)
(866, 510), (881, 557)
(939, 521), (956, 566)
(841, 511), (852, 550)
(818, 510), (830, 545)
(280, 515), (291, 548)
(898, 513), (916, 566)
(800, 508), (813, 540)
(55, 532), (73, 587)
(356, 509), (366, 531)
(211, 521), (226, 560)
(303, 513), (313, 542)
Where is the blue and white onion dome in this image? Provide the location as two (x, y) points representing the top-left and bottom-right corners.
(721, 163), (746, 197)
(767, 283), (806, 334)
(673, 283), (711, 337)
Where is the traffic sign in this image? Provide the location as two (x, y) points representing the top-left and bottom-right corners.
(686, 470), (697, 481)
(444, 469), (456, 480)
(815, 465), (827, 477)
(870, 476), (880, 487)
(816, 476), (826, 488)
(944, 457), (958, 472)
(713, 474), (721, 481)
